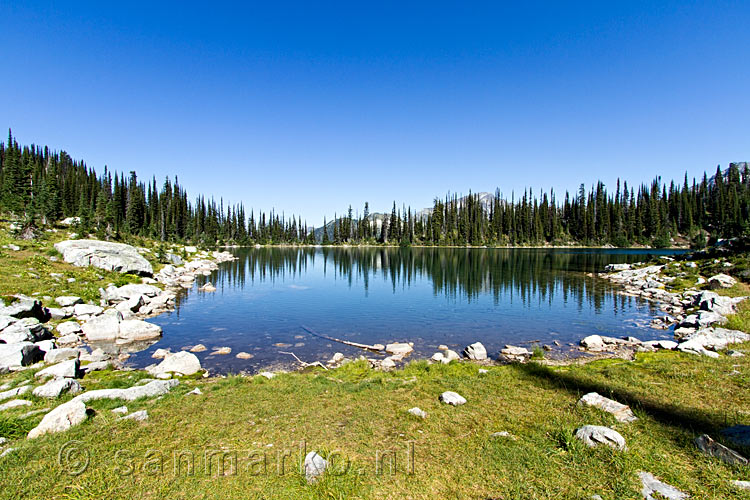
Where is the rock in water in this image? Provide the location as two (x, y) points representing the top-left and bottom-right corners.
(463, 342), (488, 360)
(439, 391), (467, 406)
(27, 400), (88, 439)
(54, 239), (154, 276)
(304, 452), (328, 482)
(638, 471), (688, 500)
(575, 425), (627, 451)
(385, 342), (414, 356)
(580, 335), (605, 351)
(147, 351), (202, 376)
(578, 392), (638, 423)
(694, 434), (748, 465)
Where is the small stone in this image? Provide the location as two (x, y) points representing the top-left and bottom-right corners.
(111, 406), (128, 414)
(490, 431), (516, 440)
(380, 357), (397, 369)
(385, 342), (413, 356)
(189, 344), (207, 353)
(151, 348), (171, 359)
(408, 407), (427, 419)
(439, 391), (466, 406)
(478, 369), (488, 374)
(186, 388), (203, 395)
(464, 342), (488, 360)
(575, 425), (627, 451)
(55, 296), (82, 307)
(211, 347), (231, 355)
(438, 344), (449, 351)
(119, 410), (148, 422)
(236, 352), (254, 359)
(578, 392), (638, 423)
(304, 451), (328, 482)
(441, 350), (461, 364)
(731, 480), (750, 491)
(259, 371), (275, 379)
(56, 321), (82, 336)
(501, 345), (531, 357)
(694, 434), (748, 466)
(638, 471), (688, 500)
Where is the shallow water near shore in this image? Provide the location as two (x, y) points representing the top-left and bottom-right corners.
(128, 247), (688, 373)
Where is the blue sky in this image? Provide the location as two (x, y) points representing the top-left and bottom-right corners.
(2, 1), (749, 222)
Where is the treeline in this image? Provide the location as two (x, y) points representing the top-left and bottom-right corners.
(0, 130), (748, 247)
(0, 131), (314, 244)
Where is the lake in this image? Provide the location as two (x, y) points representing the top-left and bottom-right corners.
(129, 247), (687, 373)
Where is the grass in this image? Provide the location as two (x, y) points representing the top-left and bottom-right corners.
(0, 349), (748, 499)
(0, 226), (749, 498)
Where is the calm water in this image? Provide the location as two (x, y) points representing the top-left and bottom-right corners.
(129, 247), (686, 373)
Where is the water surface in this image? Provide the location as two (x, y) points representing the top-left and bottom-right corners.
(130, 247), (686, 373)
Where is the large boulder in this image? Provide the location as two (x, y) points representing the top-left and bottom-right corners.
(27, 400), (88, 439)
(81, 313), (121, 342)
(116, 320), (162, 343)
(146, 351), (201, 376)
(0, 342), (43, 371)
(0, 315), (17, 331)
(54, 239), (154, 276)
(33, 378), (83, 398)
(44, 348), (80, 364)
(35, 359), (80, 379)
(679, 328), (750, 357)
(708, 273), (737, 289)
(76, 379), (179, 403)
(102, 283), (161, 303)
(0, 295), (49, 322)
(0, 320), (50, 344)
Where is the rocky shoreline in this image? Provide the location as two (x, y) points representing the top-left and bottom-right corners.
(578, 260), (749, 359)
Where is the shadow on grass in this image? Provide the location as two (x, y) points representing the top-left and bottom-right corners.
(509, 361), (738, 436)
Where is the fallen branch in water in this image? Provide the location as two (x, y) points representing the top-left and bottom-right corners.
(279, 351), (328, 370)
(300, 325), (385, 353)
